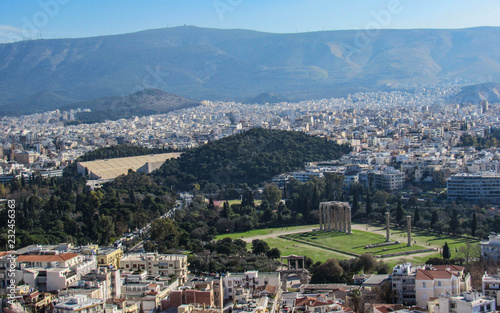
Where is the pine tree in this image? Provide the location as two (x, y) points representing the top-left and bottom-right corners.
(471, 212), (477, 237)
(443, 242), (451, 259)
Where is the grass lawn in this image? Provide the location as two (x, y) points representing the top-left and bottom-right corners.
(383, 227), (480, 259)
(215, 224), (319, 240)
(215, 223), (480, 265)
(226, 199), (262, 206)
(284, 230), (427, 256)
(263, 237), (349, 263)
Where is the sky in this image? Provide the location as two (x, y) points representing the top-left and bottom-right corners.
(0, 0), (500, 43)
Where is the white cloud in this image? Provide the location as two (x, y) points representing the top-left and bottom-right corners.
(0, 25), (31, 43)
(0, 25), (23, 33)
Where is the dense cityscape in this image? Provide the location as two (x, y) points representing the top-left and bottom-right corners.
(1, 82), (500, 312)
(1, 1), (500, 312)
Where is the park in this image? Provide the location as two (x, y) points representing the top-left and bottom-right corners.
(216, 221), (480, 266)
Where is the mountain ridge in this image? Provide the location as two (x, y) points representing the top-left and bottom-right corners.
(1, 26), (500, 113)
(63, 88), (200, 123)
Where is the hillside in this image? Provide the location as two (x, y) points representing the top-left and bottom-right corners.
(64, 89), (200, 123)
(450, 82), (500, 104)
(153, 128), (351, 189)
(1, 26), (500, 113)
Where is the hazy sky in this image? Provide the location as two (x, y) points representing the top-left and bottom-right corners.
(1, 0), (499, 43)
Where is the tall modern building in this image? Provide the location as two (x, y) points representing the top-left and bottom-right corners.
(447, 173), (500, 202)
(358, 167), (405, 191)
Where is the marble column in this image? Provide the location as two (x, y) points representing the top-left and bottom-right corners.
(385, 212), (390, 242)
(407, 215), (412, 247)
(347, 207), (352, 234)
(319, 204), (323, 231)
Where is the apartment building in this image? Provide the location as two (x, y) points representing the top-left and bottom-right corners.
(415, 265), (471, 309)
(222, 271), (280, 300)
(120, 252), (188, 284)
(292, 170), (324, 183)
(481, 234), (500, 261)
(447, 172), (500, 202)
(390, 263), (420, 305)
(53, 295), (105, 313)
(167, 278), (224, 310)
(358, 167), (405, 191)
(482, 271), (500, 308)
(428, 292), (496, 313)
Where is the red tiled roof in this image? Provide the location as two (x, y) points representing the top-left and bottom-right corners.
(375, 305), (392, 313)
(431, 265), (464, 273)
(416, 269), (454, 280)
(16, 253), (79, 263)
(294, 296), (333, 307)
(255, 284), (276, 294)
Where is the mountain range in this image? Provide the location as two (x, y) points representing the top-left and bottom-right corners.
(1, 26), (500, 114)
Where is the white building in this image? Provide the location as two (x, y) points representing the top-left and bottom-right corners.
(447, 173), (500, 202)
(358, 167), (405, 191)
(428, 292), (496, 313)
(13, 252), (97, 292)
(390, 263), (421, 305)
(482, 271), (500, 307)
(292, 170), (324, 183)
(222, 271), (280, 300)
(415, 265), (471, 309)
(54, 295), (105, 313)
(481, 235), (500, 262)
(120, 252), (188, 284)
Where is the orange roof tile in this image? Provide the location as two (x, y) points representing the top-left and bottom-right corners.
(416, 269), (454, 280)
(16, 253), (79, 263)
(431, 265), (464, 273)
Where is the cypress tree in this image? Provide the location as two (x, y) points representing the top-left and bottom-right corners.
(443, 242), (451, 259)
(450, 210), (460, 235)
(471, 212), (477, 237)
(414, 207), (421, 228)
(365, 192), (372, 215)
(396, 199), (404, 225)
(430, 210), (438, 230)
(208, 196), (215, 210)
(352, 188), (359, 216)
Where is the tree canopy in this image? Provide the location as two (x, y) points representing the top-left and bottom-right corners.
(154, 128), (350, 189)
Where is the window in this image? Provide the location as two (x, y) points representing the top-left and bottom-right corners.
(437, 281), (441, 287)
(423, 282), (426, 288)
(423, 292), (427, 300)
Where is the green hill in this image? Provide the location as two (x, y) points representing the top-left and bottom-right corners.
(153, 128), (350, 189)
